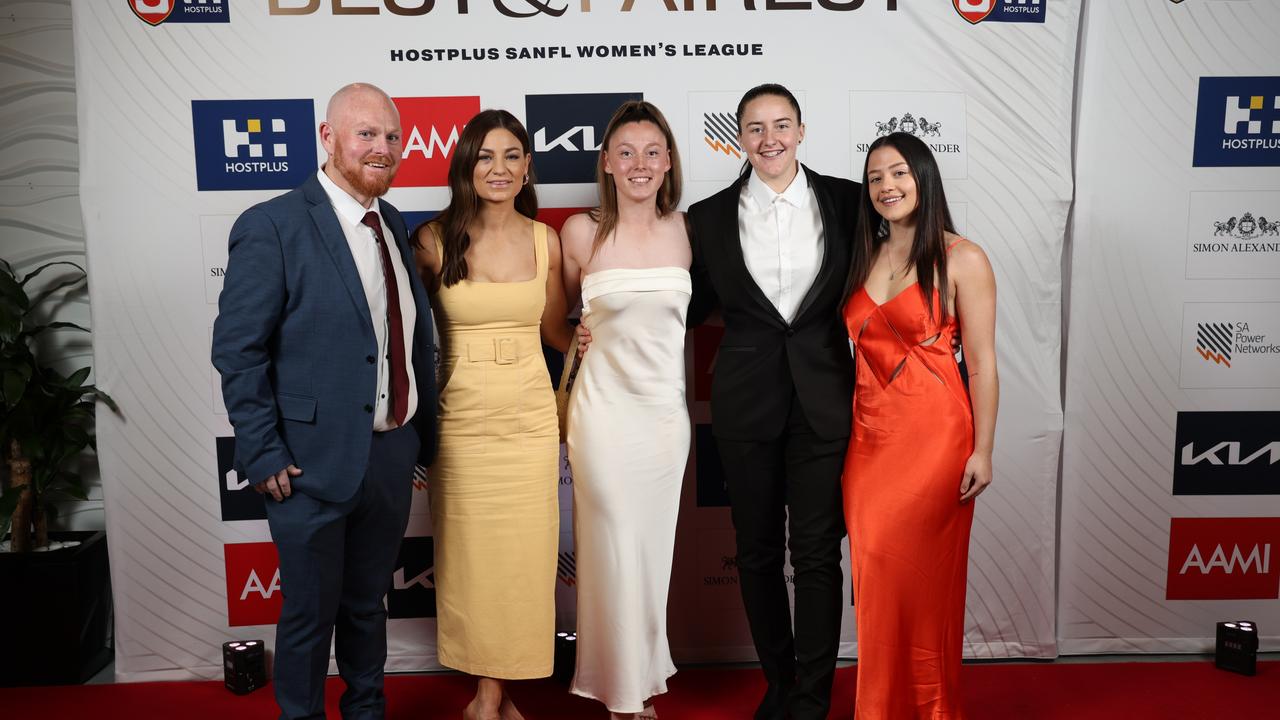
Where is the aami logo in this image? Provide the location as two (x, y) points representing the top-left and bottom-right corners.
(954, 0), (1046, 25)
(703, 112), (742, 159)
(224, 542), (282, 626)
(391, 96), (480, 188)
(1193, 77), (1280, 167)
(526, 92), (643, 183)
(192, 99), (316, 191)
(130, 0), (231, 26)
(1173, 411), (1280, 496)
(1166, 517), (1280, 600)
(388, 536), (436, 619)
(217, 436), (267, 521)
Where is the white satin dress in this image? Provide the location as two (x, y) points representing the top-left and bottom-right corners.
(566, 266), (692, 714)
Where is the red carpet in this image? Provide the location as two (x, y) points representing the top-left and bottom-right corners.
(2, 662), (1275, 718)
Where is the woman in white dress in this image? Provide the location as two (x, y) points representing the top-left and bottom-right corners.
(559, 100), (691, 720)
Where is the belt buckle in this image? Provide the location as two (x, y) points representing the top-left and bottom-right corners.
(495, 337), (516, 365)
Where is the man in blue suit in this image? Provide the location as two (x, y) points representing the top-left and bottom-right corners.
(212, 83), (436, 720)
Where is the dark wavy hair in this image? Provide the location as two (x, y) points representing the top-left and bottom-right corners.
(427, 109), (538, 287)
(589, 100), (682, 255)
(844, 132), (956, 321)
(735, 83), (802, 179)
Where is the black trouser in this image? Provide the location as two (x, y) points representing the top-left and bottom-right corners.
(717, 392), (848, 720)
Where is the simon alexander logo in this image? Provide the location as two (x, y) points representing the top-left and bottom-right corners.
(224, 542), (282, 627)
(1194, 77), (1280, 167)
(391, 96), (480, 188)
(389, 536), (436, 619)
(130, 0), (230, 26)
(954, 0), (1046, 24)
(526, 92), (642, 183)
(192, 99), (317, 191)
(1173, 412), (1280, 496)
(1166, 517), (1280, 600)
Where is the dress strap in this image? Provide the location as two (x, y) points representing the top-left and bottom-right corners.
(946, 236), (967, 253)
(533, 221), (549, 280)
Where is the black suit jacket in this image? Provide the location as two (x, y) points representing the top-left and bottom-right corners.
(687, 165), (860, 442)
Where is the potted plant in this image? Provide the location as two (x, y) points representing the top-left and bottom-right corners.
(0, 258), (117, 685)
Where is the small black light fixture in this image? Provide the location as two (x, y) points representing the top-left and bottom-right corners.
(223, 639), (268, 694)
(553, 631), (578, 685)
(1215, 621), (1258, 676)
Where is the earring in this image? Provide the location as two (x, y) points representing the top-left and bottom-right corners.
(522, 174), (529, 186)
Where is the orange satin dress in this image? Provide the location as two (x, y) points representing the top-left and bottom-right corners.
(841, 275), (975, 720)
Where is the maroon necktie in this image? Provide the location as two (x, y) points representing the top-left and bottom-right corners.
(361, 211), (410, 426)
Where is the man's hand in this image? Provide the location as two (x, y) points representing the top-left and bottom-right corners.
(255, 464), (302, 502)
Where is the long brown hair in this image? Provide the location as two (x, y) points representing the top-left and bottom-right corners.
(589, 100), (682, 256)
(427, 109), (538, 287)
(844, 132), (956, 321)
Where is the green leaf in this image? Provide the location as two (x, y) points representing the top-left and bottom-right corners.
(21, 321), (91, 338)
(19, 261), (85, 288)
(31, 274), (87, 307)
(64, 367), (91, 389)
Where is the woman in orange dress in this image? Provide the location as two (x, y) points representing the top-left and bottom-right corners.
(840, 131), (999, 719)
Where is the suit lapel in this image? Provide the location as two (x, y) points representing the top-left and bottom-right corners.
(303, 176), (373, 331)
(721, 176), (787, 327)
(792, 166), (839, 322)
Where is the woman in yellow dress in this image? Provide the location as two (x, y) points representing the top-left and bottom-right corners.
(412, 109), (572, 720)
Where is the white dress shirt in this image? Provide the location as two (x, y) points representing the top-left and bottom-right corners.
(316, 168), (418, 430)
(738, 164), (826, 323)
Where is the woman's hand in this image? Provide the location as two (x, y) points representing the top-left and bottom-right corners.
(575, 323), (592, 357)
(959, 452), (992, 503)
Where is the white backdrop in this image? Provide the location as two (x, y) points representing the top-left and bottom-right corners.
(75, 0), (1071, 680)
(1061, 0), (1280, 654)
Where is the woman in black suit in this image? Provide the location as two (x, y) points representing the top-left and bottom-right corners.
(685, 83), (861, 720)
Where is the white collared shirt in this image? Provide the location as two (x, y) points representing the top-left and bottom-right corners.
(316, 168), (418, 430)
(738, 164), (825, 322)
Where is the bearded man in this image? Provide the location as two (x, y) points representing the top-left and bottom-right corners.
(213, 83), (437, 720)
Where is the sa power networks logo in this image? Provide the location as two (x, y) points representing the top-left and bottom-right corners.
(391, 96), (480, 188)
(526, 92), (642, 183)
(1166, 517), (1280, 600)
(954, 0), (1046, 24)
(1173, 412), (1279, 496)
(389, 536), (436, 619)
(1180, 303), (1280, 389)
(1193, 77), (1280, 167)
(225, 542), (282, 627)
(851, 92), (968, 179)
(130, 0), (230, 26)
(217, 436), (267, 521)
(192, 99), (317, 191)
(703, 112), (742, 160)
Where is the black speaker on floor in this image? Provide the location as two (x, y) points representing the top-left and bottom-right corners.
(553, 631), (577, 686)
(223, 640), (267, 694)
(1214, 621), (1258, 676)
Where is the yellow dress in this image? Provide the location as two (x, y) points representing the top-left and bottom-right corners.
(428, 221), (558, 679)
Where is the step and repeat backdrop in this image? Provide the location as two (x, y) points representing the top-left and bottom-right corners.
(77, 0), (1075, 681)
(1061, 0), (1280, 654)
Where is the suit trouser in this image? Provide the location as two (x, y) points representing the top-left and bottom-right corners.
(264, 424), (419, 720)
(717, 391), (847, 720)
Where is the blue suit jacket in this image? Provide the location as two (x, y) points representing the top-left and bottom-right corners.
(212, 174), (437, 503)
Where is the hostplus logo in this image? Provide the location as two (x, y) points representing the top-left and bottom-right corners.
(192, 100), (317, 191)
(703, 112), (742, 160)
(1195, 321), (1280, 368)
(392, 96), (480, 188)
(130, 0), (230, 26)
(526, 92), (643, 183)
(1194, 77), (1280, 167)
(954, 0), (1046, 24)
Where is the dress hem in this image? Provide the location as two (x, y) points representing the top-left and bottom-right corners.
(569, 667), (677, 713)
